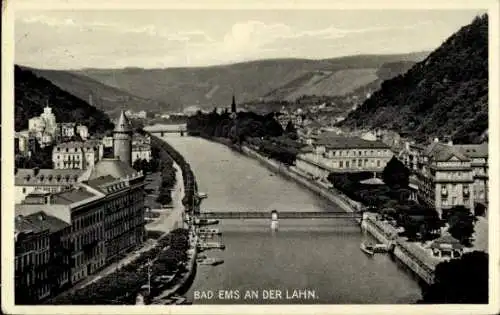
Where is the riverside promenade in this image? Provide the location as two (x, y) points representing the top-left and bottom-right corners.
(223, 141), (441, 285)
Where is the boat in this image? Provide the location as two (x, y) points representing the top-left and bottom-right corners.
(197, 241), (226, 251)
(373, 243), (389, 253)
(194, 218), (220, 226)
(198, 228), (220, 234)
(196, 192), (208, 199)
(199, 257), (224, 266)
(360, 242), (375, 255)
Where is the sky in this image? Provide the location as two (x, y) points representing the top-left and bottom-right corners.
(14, 9), (486, 69)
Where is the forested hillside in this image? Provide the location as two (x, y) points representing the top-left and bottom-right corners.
(15, 65), (114, 134)
(338, 15), (488, 144)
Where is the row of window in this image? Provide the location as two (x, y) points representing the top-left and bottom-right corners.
(324, 149), (391, 157)
(338, 159), (383, 169)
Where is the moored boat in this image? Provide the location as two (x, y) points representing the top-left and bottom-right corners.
(360, 242), (375, 255)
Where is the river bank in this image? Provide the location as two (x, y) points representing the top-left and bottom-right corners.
(204, 136), (437, 286)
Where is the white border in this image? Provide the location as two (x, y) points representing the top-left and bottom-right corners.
(2, 1), (499, 314)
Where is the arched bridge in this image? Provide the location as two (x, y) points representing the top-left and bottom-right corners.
(196, 211), (363, 220)
(144, 124), (187, 137)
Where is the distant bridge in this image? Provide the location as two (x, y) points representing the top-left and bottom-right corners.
(196, 211), (363, 220)
(144, 124), (187, 136)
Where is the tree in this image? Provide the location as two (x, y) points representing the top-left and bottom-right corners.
(446, 206), (476, 246)
(382, 157), (410, 188)
(156, 192), (172, 205)
(285, 120), (298, 139)
(419, 251), (488, 304)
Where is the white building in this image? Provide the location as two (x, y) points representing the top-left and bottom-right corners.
(132, 144), (152, 163)
(76, 125), (89, 140)
(52, 140), (104, 170)
(102, 136), (114, 148)
(15, 168), (85, 204)
(296, 133), (393, 180)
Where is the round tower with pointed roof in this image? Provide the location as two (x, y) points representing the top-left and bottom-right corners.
(113, 111), (133, 166)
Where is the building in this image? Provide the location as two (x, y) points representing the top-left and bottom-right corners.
(455, 143), (488, 206)
(113, 111), (133, 166)
(52, 140), (104, 170)
(16, 158), (146, 286)
(132, 144), (152, 163)
(296, 133), (394, 180)
(399, 141), (426, 172)
(430, 234), (464, 259)
(417, 141), (475, 217)
(132, 133), (151, 146)
(80, 158), (146, 262)
(15, 211), (71, 304)
(15, 168), (85, 204)
(59, 123), (77, 139)
(102, 136), (114, 148)
(28, 106), (58, 145)
(76, 125), (89, 140)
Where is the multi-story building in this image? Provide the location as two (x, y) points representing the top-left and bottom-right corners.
(80, 158), (146, 263)
(455, 143), (488, 206)
(52, 140), (104, 170)
(15, 168), (85, 204)
(296, 134), (393, 180)
(416, 141), (475, 217)
(132, 133), (151, 146)
(132, 144), (152, 163)
(399, 141), (426, 172)
(15, 211), (70, 304)
(17, 159), (146, 281)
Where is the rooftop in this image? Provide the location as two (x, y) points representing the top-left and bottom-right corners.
(22, 211), (70, 234)
(79, 158), (139, 181)
(15, 168), (84, 186)
(114, 111), (133, 133)
(454, 143), (488, 158)
(51, 187), (98, 205)
(430, 234), (464, 250)
(314, 134), (390, 150)
(425, 142), (470, 162)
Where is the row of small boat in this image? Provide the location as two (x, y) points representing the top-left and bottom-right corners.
(360, 242), (389, 256)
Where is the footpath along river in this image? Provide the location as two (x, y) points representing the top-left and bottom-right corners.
(161, 134), (422, 304)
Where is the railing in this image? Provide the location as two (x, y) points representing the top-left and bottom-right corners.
(197, 211), (363, 219)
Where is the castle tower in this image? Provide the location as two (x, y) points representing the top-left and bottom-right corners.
(113, 111), (133, 165)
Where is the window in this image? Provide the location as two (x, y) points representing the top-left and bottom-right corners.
(358, 159), (362, 167)
(22, 188), (27, 194)
(358, 151), (362, 156)
(346, 161), (350, 168)
(377, 160), (381, 167)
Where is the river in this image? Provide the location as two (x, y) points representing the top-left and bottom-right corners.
(161, 134), (422, 304)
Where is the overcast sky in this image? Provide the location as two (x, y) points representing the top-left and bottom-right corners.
(14, 9), (485, 69)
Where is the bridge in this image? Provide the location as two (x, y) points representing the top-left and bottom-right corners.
(196, 211), (363, 220)
(144, 124), (187, 137)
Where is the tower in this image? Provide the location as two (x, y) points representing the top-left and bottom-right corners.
(231, 94), (236, 113)
(113, 110), (133, 165)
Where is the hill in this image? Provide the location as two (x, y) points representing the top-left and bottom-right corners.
(74, 52), (428, 110)
(338, 15), (488, 144)
(262, 59), (417, 101)
(15, 65), (114, 134)
(22, 66), (162, 116)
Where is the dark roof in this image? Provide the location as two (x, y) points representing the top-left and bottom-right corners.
(315, 134), (390, 150)
(51, 188), (97, 205)
(24, 212), (70, 233)
(454, 143), (488, 158)
(80, 158), (138, 181)
(425, 142), (469, 162)
(114, 111), (132, 133)
(430, 235), (464, 250)
(15, 168), (83, 186)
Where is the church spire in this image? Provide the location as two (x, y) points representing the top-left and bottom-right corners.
(231, 94), (236, 113)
